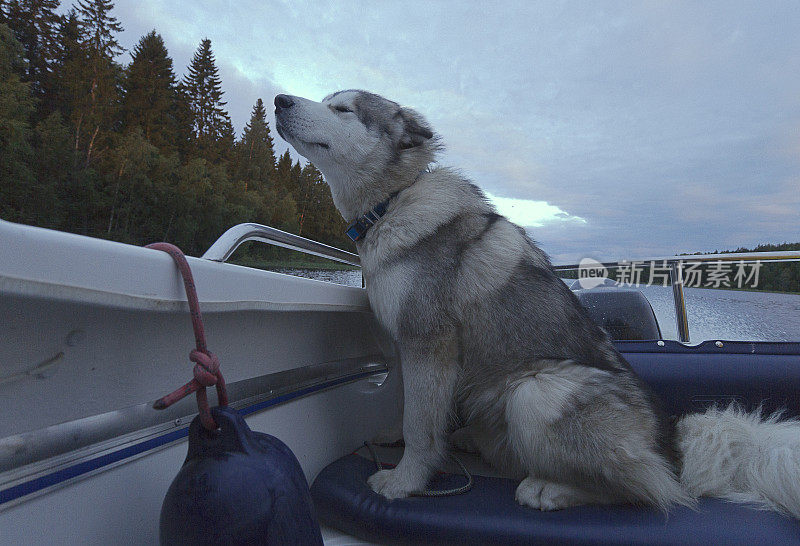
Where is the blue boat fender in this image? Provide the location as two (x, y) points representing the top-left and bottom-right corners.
(159, 406), (324, 545)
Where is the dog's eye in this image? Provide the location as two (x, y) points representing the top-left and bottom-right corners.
(334, 105), (353, 113)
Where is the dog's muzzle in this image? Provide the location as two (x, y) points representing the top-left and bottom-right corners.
(274, 94), (295, 110)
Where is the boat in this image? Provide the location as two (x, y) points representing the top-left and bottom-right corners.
(1, 218), (799, 544)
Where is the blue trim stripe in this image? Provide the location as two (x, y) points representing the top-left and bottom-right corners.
(0, 428), (187, 506)
(0, 370), (377, 507)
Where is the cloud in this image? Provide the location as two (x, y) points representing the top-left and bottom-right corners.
(97, 1), (800, 261)
(485, 192), (586, 228)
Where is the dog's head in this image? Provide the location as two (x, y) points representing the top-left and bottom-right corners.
(274, 90), (438, 220)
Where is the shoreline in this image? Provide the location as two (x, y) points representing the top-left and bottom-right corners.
(230, 257), (360, 271)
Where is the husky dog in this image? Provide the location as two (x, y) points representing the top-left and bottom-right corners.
(274, 90), (800, 516)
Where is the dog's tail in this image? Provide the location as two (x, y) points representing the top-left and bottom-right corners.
(677, 405), (800, 518)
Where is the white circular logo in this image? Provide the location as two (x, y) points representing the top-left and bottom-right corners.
(577, 257), (608, 289)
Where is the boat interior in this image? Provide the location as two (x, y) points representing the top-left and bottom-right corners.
(1, 219), (798, 544)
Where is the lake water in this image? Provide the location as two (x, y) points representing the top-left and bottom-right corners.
(276, 268), (800, 343)
(634, 284), (800, 342)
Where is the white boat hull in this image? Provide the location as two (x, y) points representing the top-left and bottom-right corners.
(0, 220), (401, 544)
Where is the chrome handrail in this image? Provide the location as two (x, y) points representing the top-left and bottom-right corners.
(553, 251), (800, 343)
(552, 251), (800, 268)
(202, 223), (361, 267)
(205, 223), (798, 343)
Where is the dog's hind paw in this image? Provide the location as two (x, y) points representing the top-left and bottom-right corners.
(515, 477), (592, 511)
(515, 476), (547, 508)
(367, 469), (418, 499)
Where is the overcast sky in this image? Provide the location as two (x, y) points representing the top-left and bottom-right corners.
(103, 0), (799, 263)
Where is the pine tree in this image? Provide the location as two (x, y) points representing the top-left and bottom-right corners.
(0, 22), (35, 222)
(72, 0), (123, 166)
(172, 81), (193, 159)
(270, 190), (298, 231)
(234, 98), (276, 192)
(183, 38), (233, 163)
(122, 30), (188, 155)
(295, 163), (317, 235)
(105, 128), (158, 240)
(4, 0), (60, 104)
(32, 111), (72, 229)
(293, 163), (347, 242)
(288, 159), (302, 197)
(310, 170), (348, 245)
(46, 8), (81, 118)
(76, 0), (122, 58)
(274, 149), (293, 194)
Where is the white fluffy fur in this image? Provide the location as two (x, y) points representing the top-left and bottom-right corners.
(678, 405), (800, 518)
(503, 364), (693, 512)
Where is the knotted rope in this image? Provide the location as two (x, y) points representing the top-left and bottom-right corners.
(146, 242), (228, 431)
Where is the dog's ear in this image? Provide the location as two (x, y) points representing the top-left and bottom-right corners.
(397, 108), (433, 150)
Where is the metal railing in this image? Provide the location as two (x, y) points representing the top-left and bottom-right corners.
(202, 223), (361, 267)
(204, 224), (799, 344)
(553, 251), (800, 343)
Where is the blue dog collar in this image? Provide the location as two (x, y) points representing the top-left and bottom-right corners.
(345, 192), (399, 242)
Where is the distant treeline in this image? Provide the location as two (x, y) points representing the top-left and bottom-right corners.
(681, 242), (800, 293)
(0, 0), (350, 261)
(561, 242), (800, 293)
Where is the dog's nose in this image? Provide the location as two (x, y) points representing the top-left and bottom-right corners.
(274, 94), (294, 110)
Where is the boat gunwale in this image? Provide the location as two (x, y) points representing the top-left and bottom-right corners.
(0, 356), (390, 511)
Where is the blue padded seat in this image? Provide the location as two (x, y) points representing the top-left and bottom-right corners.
(312, 343), (800, 544)
(311, 453), (800, 545)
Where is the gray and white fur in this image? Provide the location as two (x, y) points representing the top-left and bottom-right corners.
(274, 90), (800, 516)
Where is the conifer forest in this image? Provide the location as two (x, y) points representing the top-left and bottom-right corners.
(0, 0), (350, 266)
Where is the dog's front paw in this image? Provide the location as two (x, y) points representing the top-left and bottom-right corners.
(367, 469), (418, 499)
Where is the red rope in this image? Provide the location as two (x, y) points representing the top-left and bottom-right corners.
(146, 242), (228, 431)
